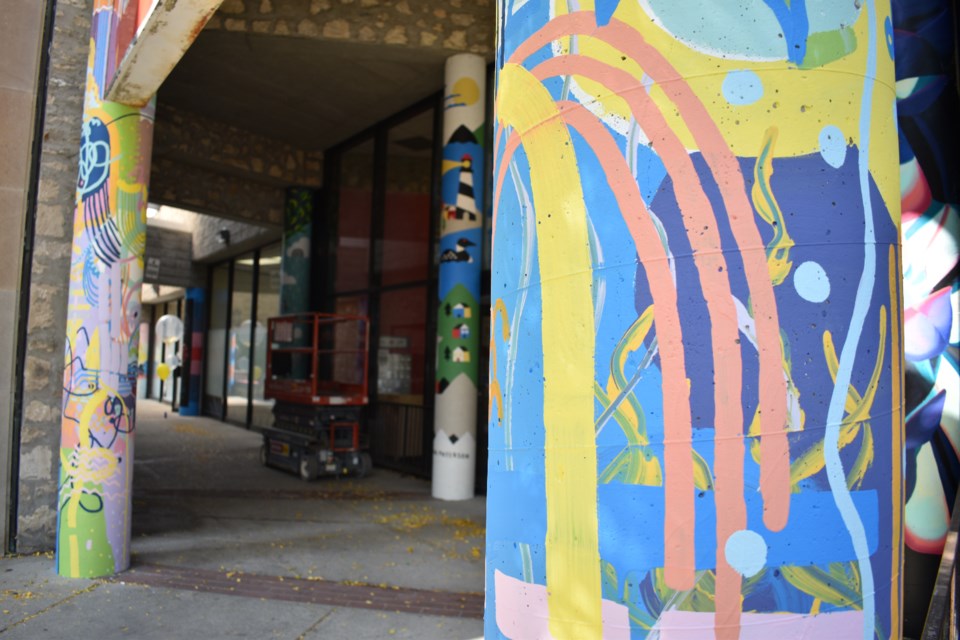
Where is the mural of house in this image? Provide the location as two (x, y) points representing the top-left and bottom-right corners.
(451, 346), (470, 363)
(451, 323), (470, 339)
(451, 303), (471, 319)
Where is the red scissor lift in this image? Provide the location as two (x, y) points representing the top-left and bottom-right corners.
(262, 313), (372, 481)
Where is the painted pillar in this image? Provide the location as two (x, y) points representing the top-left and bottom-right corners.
(432, 54), (486, 501)
(55, 3), (155, 578)
(486, 2), (903, 639)
(178, 287), (205, 417)
(892, 1), (960, 634)
(280, 187), (315, 315)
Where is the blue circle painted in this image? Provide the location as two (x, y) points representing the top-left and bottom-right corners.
(725, 529), (767, 578)
(722, 70), (764, 106)
(794, 261), (831, 303)
(818, 125), (847, 169)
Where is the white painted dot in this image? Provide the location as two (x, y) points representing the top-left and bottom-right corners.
(794, 261), (831, 303)
(819, 125), (847, 169)
(724, 529), (768, 577)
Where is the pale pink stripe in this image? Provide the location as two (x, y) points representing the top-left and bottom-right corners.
(509, 7), (789, 539)
(655, 610), (865, 640)
(494, 570), (631, 640)
(602, 17), (790, 534)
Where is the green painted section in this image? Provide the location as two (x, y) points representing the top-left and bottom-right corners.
(436, 284), (480, 389)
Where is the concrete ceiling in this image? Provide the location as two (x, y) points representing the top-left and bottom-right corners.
(158, 30), (448, 151)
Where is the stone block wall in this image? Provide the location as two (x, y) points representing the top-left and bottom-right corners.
(150, 104), (322, 228)
(207, 0), (494, 54)
(16, 0), (93, 552)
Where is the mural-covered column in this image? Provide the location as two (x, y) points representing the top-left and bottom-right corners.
(486, 2), (903, 639)
(178, 287), (206, 417)
(280, 187), (315, 315)
(892, 0), (960, 635)
(56, 4), (155, 578)
(432, 54), (486, 501)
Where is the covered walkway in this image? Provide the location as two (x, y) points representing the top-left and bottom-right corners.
(0, 400), (484, 639)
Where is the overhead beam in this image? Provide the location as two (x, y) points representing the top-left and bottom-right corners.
(106, 0), (224, 106)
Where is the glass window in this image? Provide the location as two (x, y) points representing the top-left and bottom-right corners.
(383, 109), (433, 286)
(252, 243), (281, 429)
(161, 300), (183, 404)
(226, 253), (255, 424)
(205, 264), (230, 415)
(377, 287), (427, 398)
(335, 139), (374, 292)
(137, 315), (150, 400)
(149, 305), (162, 400)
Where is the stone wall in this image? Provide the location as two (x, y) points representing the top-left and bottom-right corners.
(17, 0), (92, 552)
(207, 0), (494, 55)
(154, 104), (323, 187)
(150, 104), (321, 227)
(150, 156), (287, 227)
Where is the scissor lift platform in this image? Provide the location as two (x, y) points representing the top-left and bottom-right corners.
(262, 313), (372, 481)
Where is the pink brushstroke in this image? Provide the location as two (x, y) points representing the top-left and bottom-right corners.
(494, 570), (630, 639)
(653, 610), (864, 640)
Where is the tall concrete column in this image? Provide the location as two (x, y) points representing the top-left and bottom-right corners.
(178, 287), (205, 417)
(432, 54), (486, 501)
(55, 6), (155, 578)
(486, 2), (902, 639)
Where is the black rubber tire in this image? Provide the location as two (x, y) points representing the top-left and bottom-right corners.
(355, 452), (373, 478)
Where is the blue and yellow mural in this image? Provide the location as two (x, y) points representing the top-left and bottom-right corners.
(487, 1), (903, 638)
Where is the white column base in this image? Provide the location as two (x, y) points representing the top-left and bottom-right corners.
(431, 430), (476, 500)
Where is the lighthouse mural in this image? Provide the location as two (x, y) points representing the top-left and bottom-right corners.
(432, 54), (486, 501)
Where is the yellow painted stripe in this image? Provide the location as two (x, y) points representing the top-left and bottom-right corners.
(889, 243), (903, 640)
(498, 62), (601, 639)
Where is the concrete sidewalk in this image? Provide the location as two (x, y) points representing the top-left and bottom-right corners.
(0, 400), (485, 639)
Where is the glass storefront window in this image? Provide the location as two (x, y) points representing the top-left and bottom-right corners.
(383, 109), (433, 287)
(150, 304), (163, 400)
(252, 243), (281, 429)
(205, 263), (230, 416)
(335, 138), (374, 293)
(161, 300), (185, 404)
(377, 287), (427, 398)
(226, 253), (255, 424)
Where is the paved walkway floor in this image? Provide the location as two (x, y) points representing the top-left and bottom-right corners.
(1, 400), (485, 639)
